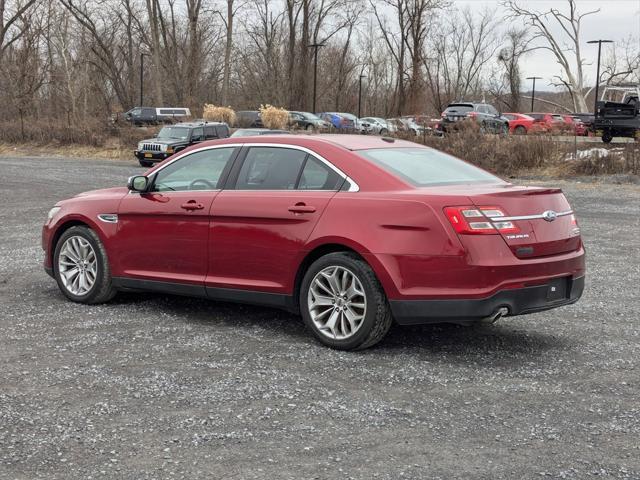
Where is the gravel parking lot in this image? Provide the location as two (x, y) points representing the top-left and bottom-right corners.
(0, 155), (639, 479)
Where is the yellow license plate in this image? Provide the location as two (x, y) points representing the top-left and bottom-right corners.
(144, 153), (153, 158)
(595, 130), (603, 137)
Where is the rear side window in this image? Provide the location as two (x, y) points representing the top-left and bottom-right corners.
(236, 147), (306, 190)
(298, 157), (343, 190)
(357, 148), (501, 187)
(204, 126), (216, 139)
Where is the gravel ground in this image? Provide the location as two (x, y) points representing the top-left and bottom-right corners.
(0, 156), (639, 480)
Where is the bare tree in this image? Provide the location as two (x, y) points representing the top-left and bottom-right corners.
(497, 28), (533, 112)
(503, 0), (598, 113)
(423, 7), (499, 113)
(0, 0), (39, 60)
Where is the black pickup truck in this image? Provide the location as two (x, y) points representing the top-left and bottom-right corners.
(134, 121), (230, 167)
(593, 88), (639, 143)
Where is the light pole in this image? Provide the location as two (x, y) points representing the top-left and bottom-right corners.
(526, 76), (542, 112)
(587, 39), (613, 114)
(358, 73), (367, 118)
(309, 43), (325, 114)
(140, 52), (149, 107)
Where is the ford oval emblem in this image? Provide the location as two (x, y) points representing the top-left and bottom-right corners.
(542, 210), (558, 222)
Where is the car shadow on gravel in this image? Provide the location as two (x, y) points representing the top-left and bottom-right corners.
(108, 292), (572, 361)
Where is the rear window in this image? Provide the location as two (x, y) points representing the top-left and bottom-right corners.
(357, 148), (501, 187)
(444, 104), (474, 114)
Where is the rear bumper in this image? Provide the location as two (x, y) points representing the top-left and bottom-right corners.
(390, 275), (585, 325)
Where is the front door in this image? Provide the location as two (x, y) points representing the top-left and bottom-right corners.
(115, 146), (238, 285)
(207, 146), (345, 294)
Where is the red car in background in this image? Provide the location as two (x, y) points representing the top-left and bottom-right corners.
(42, 135), (585, 350)
(529, 113), (565, 134)
(562, 115), (589, 136)
(502, 113), (535, 134)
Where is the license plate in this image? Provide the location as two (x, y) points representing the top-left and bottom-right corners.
(144, 153), (153, 158)
(547, 278), (568, 301)
(595, 130), (603, 137)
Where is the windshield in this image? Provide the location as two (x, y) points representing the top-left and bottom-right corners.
(158, 126), (190, 140)
(357, 147), (501, 187)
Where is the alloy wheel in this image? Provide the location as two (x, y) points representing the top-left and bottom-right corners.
(58, 236), (98, 296)
(307, 266), (367, 340)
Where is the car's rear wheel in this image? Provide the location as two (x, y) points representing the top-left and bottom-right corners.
(139, 160), (153, 167)
(300, 252), (393, 350)
(53, 226), (116, 304)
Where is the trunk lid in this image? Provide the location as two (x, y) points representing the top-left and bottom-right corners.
(467, 185), (581, 258)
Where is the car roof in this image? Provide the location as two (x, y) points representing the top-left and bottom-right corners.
(171, 121), (227, 127)
(207, 134), (419, 151)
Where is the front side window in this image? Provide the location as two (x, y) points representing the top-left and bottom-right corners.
(357, 147), (501, 187)
(236, 147), (307, 190)
(191, 127), (204, 141)
(152, 148), (235, 192)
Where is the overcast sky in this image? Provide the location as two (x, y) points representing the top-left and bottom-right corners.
(454, 0), (640, 91)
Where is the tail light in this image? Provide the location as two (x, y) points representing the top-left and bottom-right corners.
(444, 206), (519, 235)
(468, 112), (478, 118)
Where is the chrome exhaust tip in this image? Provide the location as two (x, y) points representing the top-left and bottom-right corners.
(480, 307), (509, 325)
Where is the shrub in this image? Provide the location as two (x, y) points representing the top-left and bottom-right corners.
(259, 104), (289, 129)
(202, 104), (236, 125)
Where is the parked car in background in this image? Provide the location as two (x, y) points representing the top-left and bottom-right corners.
(43, 135), (585, 350)
(231, 128), (289, 137)
(236, 111), (263, 128)
(528, 113), (565, 134)
(593, 86), (640, 143)
(125, 107), (191, 125)
(502, 113), (535, 135)
(560, 115), (588, 136)
(572, 113), (595, 133)
(359, 117), (394, 135)
(289, 111), (331, 130)
(134, 121), (230, 167)
(319, 112), (356, 130)
(437, 102), (509, 134)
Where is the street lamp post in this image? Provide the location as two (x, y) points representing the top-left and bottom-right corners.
(140, 52), (149, 107)
(309, 43), (325, 114)
(587, 39), (613, 114)
(358, 74), (367, 118)
(526, 76), (542, 112)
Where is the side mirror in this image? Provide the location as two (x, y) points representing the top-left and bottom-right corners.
(127, 175), (149, 192)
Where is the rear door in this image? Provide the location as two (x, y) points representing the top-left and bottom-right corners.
(207, 145), (345, 294)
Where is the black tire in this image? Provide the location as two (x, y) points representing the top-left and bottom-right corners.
(299, 252), (393, 350)
(380, 128), (388, 136)
(602, 132), (613, 143)
(139, 159), (154, 167)
(53, 226), (116, 304)
(514, 125), (526, 135)
(305, 123), (314, 131)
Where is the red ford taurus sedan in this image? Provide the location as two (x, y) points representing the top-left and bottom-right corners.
(42, 135), (585, 350)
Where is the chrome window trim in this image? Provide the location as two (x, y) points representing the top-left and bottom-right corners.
(489, 210), (573, 222)
(145, 142), (360, 193)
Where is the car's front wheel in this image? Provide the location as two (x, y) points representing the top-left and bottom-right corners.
(53, 226), (116, 304)
(300, 252), (393, 350)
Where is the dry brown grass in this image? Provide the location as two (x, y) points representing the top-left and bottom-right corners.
(259, 104), (289, 129)
(203, 105), (236, 125)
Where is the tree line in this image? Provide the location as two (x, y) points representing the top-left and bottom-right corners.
(0, 0), (638, 127)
